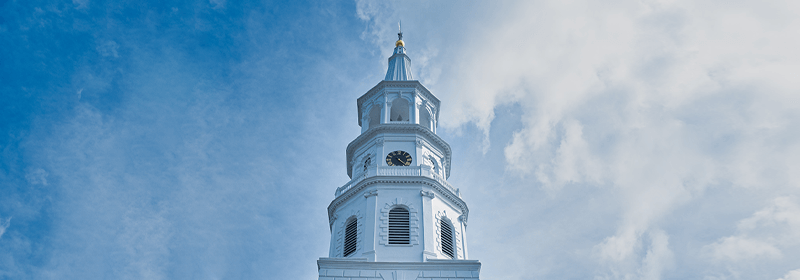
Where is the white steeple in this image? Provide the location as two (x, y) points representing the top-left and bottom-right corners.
(317, 28), (482, 280)
(385, 26), (413, 81)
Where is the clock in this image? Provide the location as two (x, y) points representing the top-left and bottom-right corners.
(386, 150), (412, 166)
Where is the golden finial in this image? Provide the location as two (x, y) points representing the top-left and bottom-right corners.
(395, 21), (405, 47)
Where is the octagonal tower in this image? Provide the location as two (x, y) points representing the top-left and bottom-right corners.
(317, 29), (481, 280)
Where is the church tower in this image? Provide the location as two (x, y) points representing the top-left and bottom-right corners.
(317, 29), (482, 280)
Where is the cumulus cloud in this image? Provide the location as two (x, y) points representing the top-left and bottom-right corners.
(358, 0), (800, 278)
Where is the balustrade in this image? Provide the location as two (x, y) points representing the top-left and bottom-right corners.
(335, 166), (460, 198)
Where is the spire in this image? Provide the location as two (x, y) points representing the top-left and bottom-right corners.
(384, 22), (413, 81)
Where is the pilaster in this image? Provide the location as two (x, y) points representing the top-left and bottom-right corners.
(421, 190), (436, 260)
(459, 215), (469, 260)
(363, 189), (379, 261)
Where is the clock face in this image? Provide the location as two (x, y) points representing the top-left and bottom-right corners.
(386, 150), (412, 166)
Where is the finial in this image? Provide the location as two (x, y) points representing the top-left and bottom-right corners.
(398, 21), (403, 40)
(395, 21), (405, 47)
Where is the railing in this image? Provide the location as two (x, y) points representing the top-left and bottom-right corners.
(335, 166), (460, 198)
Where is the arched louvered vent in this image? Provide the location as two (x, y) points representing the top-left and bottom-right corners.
(344, 217), (357, 257)
(441, 219), (455, 258)
(388, 207), (410, 244)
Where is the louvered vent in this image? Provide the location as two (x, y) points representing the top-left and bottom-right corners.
(441, 219), (454, 258)
(388, 208), (410, 244)
(344, 218), (357, 257)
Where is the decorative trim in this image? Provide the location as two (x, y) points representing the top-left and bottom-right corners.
(335, 210), (364, 258)
(379, 198), (420, 246)
(363, 189), (378, 198)
(420, 190), (435, 199)
(327, 177), (468, 231)
(458, 214), (468, 227)
(435, 211), (463, 259)
(389, 94), (414, 105)
(329, 213), (339, 230)
(346, 124), (450, 179)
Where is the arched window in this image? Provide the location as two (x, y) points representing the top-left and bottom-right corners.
(368, 105), (381, 128)
(363, 156), (372, 172)
(390, 98), (409, 122)
(344, 217), (358, 257)
(388, 207), (410, 244)
(420, 108), (432, 130)
(440, 219), (455, 258)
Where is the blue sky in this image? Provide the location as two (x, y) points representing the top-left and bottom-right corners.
(2, 0), (800, 279)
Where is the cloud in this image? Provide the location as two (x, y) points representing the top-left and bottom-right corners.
(357, 0), (800, 278)
(96, 41), (119, 58)
(25, 168), (49, 186)
(777, 269), (800, 280)
(705, 196), (800, 262)
(209, 0), (225, 10)
(0, 217), (10, 239)
(707, 236), (782, 262)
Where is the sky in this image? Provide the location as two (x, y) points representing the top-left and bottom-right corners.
(1, 0), (799, 279)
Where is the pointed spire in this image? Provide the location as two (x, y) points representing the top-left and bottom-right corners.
(385, 22), (413, 81)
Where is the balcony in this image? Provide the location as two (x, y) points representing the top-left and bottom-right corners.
(335, 165), (460, 198)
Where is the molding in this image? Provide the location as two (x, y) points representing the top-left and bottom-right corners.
(459, 214), (468, 227)
(328, 177), (469, 229)
(317, 258), (481, 272)
(363, 189), (378, 198)
(329, 213), (338, 230)
(420, 190), (435, 199)
(346, 124), (451, 179)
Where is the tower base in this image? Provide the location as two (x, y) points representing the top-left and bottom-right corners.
(317, 258), (481, 280)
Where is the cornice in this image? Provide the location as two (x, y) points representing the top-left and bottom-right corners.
(346, 124), (451, 179)
(356, 80), (441, 126)
(317, 258), (481, 271)
(327, 176), (469, 227)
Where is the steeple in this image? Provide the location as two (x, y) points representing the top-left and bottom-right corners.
(384, 23), (413, 81)
(317, 26), (481, 280)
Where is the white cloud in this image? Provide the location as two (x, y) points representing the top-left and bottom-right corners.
(777, 269), (800, 280)
(707, 236), (782, 262)
(0, 217), (10, 239)
(358, 0), (800, 278)
(705, 196), (800, 262)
